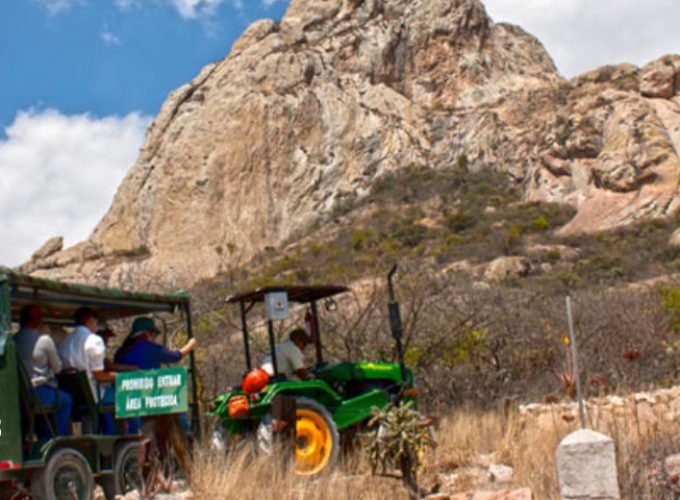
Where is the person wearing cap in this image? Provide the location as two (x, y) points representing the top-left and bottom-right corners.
(113, 317), (197, 370)
(261, 328), (312, 381)
(114, 317), (197, 435)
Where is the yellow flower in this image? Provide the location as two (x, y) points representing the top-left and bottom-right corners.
(562, 336), (571, 346)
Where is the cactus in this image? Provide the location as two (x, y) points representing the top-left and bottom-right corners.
(364, 401), (432, 499)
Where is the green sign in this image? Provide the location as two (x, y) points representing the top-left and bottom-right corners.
(115, 367), (188, 418)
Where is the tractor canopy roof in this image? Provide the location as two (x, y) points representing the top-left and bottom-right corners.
(0, 266), (189, 325)
(225, 285), (349, 305)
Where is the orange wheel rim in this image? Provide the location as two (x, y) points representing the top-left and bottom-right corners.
(295, 409), (332, 475)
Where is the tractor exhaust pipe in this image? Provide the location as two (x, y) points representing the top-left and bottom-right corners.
(387, 265), (408, 386)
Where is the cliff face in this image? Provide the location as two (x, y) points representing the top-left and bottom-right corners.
(22, 0), (680, 289)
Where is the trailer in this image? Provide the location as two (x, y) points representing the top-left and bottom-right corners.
(0, 268), (199, 499)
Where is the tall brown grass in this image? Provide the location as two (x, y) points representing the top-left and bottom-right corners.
(192, 398), (680, 499)
(190, 443), (408, 500)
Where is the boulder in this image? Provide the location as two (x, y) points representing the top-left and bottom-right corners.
(483, 257), (531, 282)
(668, 228), (680, 248)
(30, 236), (63, 261)
(640, 56), (679, 99)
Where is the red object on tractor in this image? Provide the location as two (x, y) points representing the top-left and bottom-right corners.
(242, 368), (270, 395)
(228, 395), (250, 418)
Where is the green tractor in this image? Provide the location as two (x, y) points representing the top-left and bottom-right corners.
(0, 268), (200, 499)
(208, 266), (416, 476)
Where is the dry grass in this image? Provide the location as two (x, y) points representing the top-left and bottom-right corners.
(424, 400), (680, 498)
(190, 444), (408, 500)
(190, 397), (680, 499)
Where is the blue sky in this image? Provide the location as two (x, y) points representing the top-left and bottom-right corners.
(0, 0), (288, 132)
(0, 0), (678, 268)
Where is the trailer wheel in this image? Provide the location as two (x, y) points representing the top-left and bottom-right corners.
(101, 441), (142, 499)
(31, 448), (94, 500)
(294, 398), (340, 476)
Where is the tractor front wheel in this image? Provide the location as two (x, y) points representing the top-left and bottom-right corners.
(294, 397), (339, 476)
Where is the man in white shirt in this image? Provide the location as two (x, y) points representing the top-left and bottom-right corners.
(59, 307), (116, 433)
(262, 328), (311, 381)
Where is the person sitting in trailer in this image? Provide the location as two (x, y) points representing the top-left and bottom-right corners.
(14, 305), (73, 437)
(58, 306), (117, 434)
(261, 328), (312, 381)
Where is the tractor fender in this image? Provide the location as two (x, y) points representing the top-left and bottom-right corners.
(259, 380), (342, 409)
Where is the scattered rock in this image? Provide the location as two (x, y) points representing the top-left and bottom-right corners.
(449, 488), (532, 500)
(489, 464), (514, 485)
(669, 228), (680, 248)
(483, 257), (531, 282)
(664, 453), (680, 479)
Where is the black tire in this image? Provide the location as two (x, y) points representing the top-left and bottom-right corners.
(31, 448), (94, 500)
(293, 397), (340, 476)
(101, 441), (143, 500)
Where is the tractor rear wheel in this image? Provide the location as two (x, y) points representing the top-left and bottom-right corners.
(294, 397), (339, 476)
(31, 448), (94, 500)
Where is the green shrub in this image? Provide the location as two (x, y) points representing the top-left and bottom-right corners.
(546, 248), (562, 262)
(531, 215), (550, 231)
(661, 286), (680, 332)
(444, 211), (475, 233)
(351, 229), (379, 251)
(444, 234), (465, 248)
(457, 154), (469, 171)
(389, 221), (429, 248)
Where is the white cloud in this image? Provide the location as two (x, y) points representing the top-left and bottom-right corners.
(34, 0), (84, 14)
(100, 26), (122, 46)
(169, 0), (224, 19)
(0, 109), (151, 267)
(114, 0), (226, 20)
(484, 0), (680, 77)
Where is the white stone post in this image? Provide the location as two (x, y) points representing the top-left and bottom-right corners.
(556, 429), (620, 499)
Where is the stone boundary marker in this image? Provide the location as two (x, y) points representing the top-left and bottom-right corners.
(556, 429), (620, 499)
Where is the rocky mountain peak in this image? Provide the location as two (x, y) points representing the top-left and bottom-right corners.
(21, 1), (680, 290)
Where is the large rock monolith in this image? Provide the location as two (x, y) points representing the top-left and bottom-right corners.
(556, 429), (620, 499)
